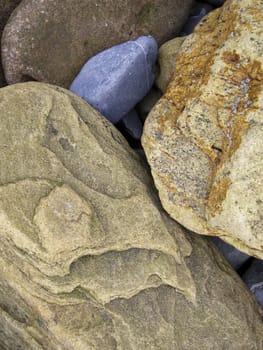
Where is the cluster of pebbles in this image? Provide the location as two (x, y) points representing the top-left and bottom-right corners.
(69, 1), (261, 309)
(0, 0), (262, 346)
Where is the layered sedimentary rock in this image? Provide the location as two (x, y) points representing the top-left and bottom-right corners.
(142, 0), (263, 258)
(1, 0), (193, 87)
(0, 83), (262, 349)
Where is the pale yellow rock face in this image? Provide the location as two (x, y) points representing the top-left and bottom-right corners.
(142, 0), (263, 258)
(0, 83), (262, 349)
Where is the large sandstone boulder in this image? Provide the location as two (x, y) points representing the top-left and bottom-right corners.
(0, 0), (22, 87)
(1, 0), (193, 88)
(142, 0), (263, 258)
(0, 82), (262, 349)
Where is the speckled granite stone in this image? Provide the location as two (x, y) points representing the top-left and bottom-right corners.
(142, 0), (263, 258)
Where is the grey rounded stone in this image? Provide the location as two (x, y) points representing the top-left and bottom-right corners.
(197, 0), (226, 6)
(211, 237), (251, 270)
(121, 110), (143, 140)
(70, 36), (158, 123)
(242, 259), (263, 308)
(180, 2), (213, 35)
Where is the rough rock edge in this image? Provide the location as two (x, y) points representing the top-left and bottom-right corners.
(142, 0), (263, 258)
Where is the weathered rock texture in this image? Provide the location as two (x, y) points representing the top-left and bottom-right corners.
(0, 83), (262, 349)
(0, 0), (22, 87)
(142, 0), (263, 258)
(1, 0), (193, 88)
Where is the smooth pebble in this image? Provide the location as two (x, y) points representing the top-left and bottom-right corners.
(242, 259), (263, 308)
(70, 36), (158, 124)
(211, 237), (251, 270)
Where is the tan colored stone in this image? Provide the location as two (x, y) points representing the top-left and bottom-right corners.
(1, 0), (193, 88)
(156, 36), (186, 92)
(137, 87), (162, 122)
(0, 83), (262, 349)
(142, 0), (263, 258)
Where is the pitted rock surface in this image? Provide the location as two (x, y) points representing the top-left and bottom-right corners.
(142, 0), (263, 259)
(1, 0), (193, 87)
(0, 83), (262, 349)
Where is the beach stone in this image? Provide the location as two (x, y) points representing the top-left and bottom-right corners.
(70, 36), (157, 123)
(0, 0), (22, 87)
(121, 110), (143, 140)
(1, 0), (193, 88)
(137, 87), (162, 122)
(242, 259), (263, 308)
(0, 82), (262, 349)
(142, 0), (263, 258)
(198, 0), (225, 6)
(180, 2), (213, 35)
(211, 237), (251, 270)
(156, 36), (186, 93)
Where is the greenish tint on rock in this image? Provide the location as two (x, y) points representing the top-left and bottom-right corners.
(0, 83), (262, 349)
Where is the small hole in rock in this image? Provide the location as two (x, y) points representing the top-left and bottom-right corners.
(212, 145), (222, 153)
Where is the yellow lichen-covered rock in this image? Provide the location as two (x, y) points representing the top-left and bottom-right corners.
(0, 83), (262, 349)
(142, 0), (263, 258)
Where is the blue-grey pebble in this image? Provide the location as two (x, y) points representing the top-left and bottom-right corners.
(180, 2), (213, 35)
(242, 259), (263, 308)
(211, 237), (251, 270)
(121, 109), (143, 140)
(197, 0), (226, 7)
(70, 36), (158, 124)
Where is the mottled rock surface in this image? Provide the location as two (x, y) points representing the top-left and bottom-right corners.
(1, 0), (193, 87)
(142, 0), (263, 258)
(0, 0), (22, 87)
(0, 82), (262, 349)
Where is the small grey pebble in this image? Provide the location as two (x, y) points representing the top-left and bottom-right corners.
(70, 36), (158, 124)
(180, 2), (213, 35)
(242, 259), (263, 307)
(211, 237), (251, 270)
(197, 0), (226, 7)
(121, 109), (143, 140)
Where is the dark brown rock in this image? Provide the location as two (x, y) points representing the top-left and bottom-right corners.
(0, 0), (22, 87)
(1, 0), (193, 87)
